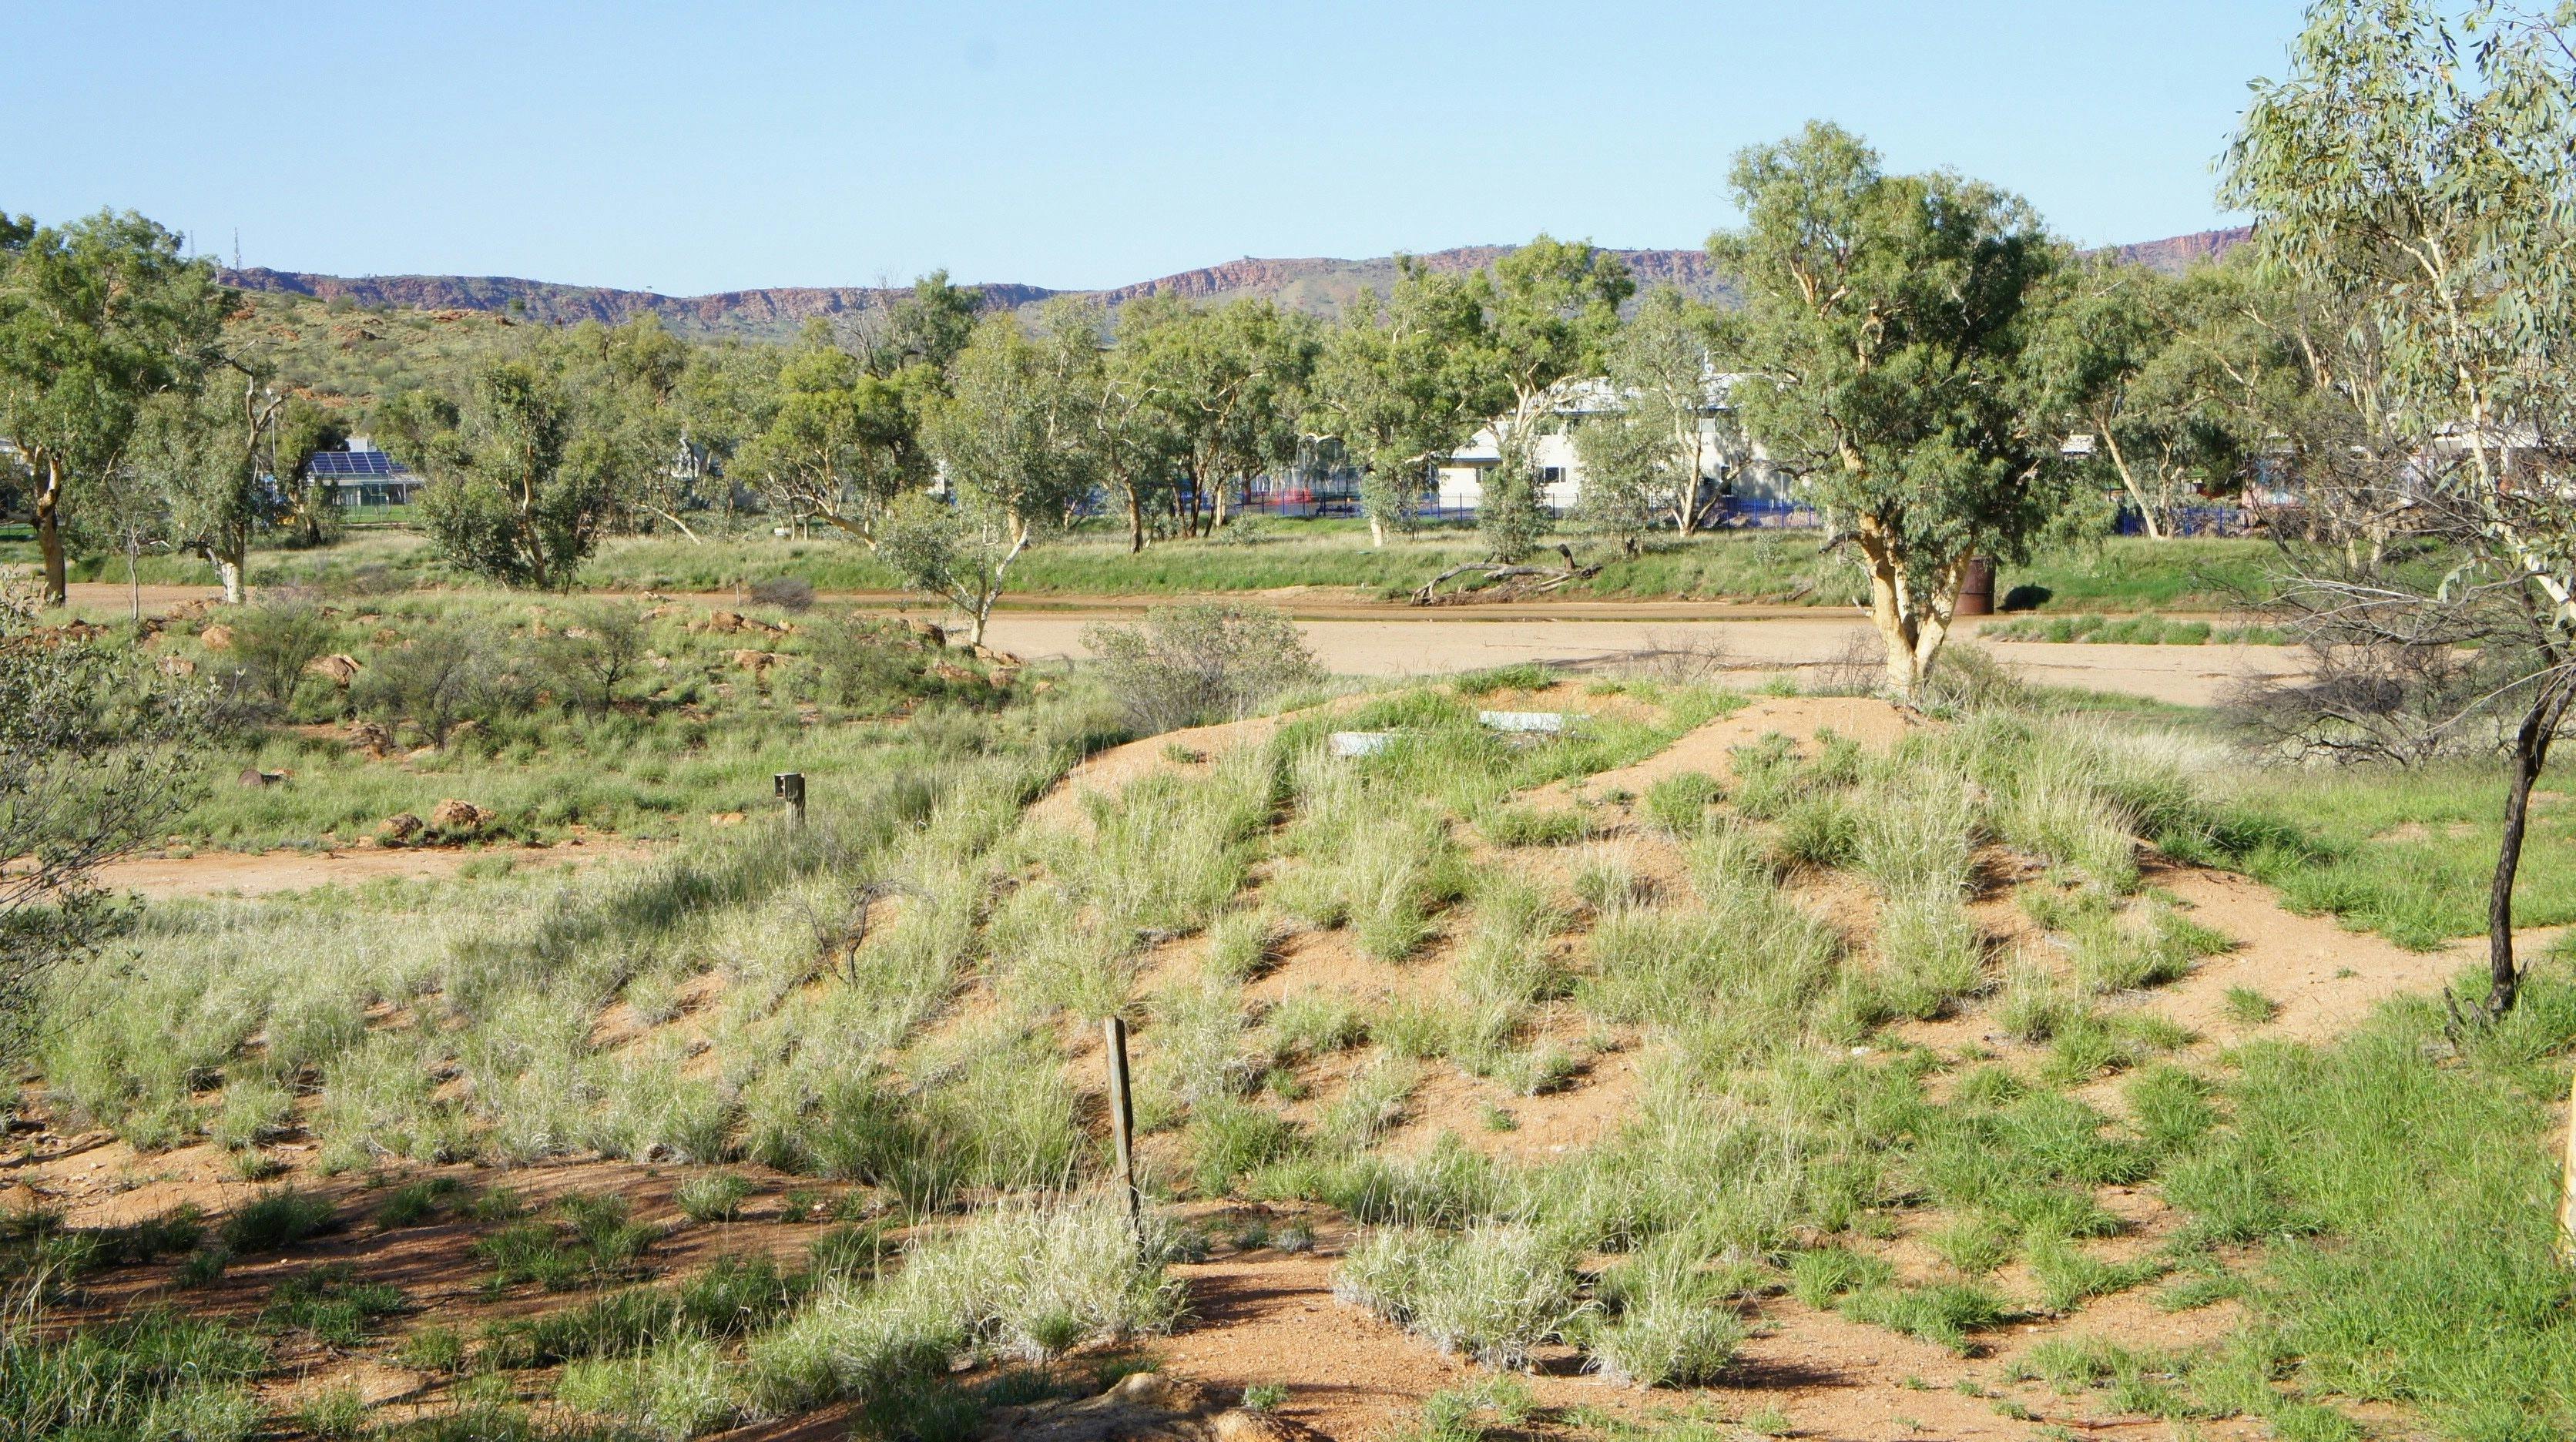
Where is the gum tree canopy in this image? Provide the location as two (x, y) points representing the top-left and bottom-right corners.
(1712, 122), (2071, 702)
(2227, 0), (2576, 1017)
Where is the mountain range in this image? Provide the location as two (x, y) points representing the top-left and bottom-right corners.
(219, 227), (2249, 342)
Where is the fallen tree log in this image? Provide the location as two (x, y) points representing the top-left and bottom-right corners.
(1412, 545), (1602, 605)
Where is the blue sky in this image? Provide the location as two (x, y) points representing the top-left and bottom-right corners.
(7, 1), (2309, 294)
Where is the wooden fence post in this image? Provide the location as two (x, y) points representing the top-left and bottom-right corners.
(1103, 1015), (1141, 1243)
(773, 771), (806, 827)
(2560, 1066), (2576, 1265)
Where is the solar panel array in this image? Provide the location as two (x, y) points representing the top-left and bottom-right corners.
(305, 451), (414, 478)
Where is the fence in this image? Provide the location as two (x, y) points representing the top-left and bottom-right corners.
(2116, 505), (2252, 538)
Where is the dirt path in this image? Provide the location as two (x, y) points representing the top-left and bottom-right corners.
(86, 839), (646, 901)
(59, 582), (2300, 707)
(2141, 864), (2563, 1045)
(978, 613), (2298, 706)
(1162, 1227), (2262, 1441)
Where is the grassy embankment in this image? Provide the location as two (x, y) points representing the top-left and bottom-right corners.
(8, 520), (2279, 612)
(11, 664), (2573, 1440)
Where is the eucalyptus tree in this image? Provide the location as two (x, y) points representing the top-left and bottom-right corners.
(2225, 0), (2576, 1017)
(414, 360), (615, 589)
(1309, 257), (1490, 546)
(1467, 236), (1632, 562)
(0, 210), (224, 604)
(1123, 295), (1317, 535)
(1572, 287), (1740, 549)
(907, 303), (1105, 642)
(1712, 122), (2071, 701)
(734, 320), (921, 541)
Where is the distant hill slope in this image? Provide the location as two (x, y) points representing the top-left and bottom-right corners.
(218, 229), (2246, 341)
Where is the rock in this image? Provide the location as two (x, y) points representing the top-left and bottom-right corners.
(236, 768), (285, 788)
(347, 722), (394, 759)
(905, 618), (948, 648)
(404, 746), (440, 763)
(971, 643), (1022, 666)
(974, 1372), (1311, 1442)
(197, 624), (235, 651)
(156, 655), (198, 678)
(931, 663), (979, 686)
(704, 610), (748, 633)
(428, 799), (490, 831)
(729, 648), (780, 672)
(307, 653), (361, 686)
(380, 813), (424, 845)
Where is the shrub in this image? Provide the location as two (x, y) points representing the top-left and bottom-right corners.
(542, 602), (649, 713)
(1191, 1101), (1300, 1198)
(1263, 989), (1367, 1059)
(260, 1263), (410, 1346)
(373, 1175), (471, 1229)
(1640, 771), (1722, 837)
(1082, 602), (1323, 735)
(226, 594), (338, 713)
(1335, 1223), (1583, 1370)
(222, 1188), (334, 1253)
(748, 577), (815, 612)
(355, 617), (532, 743)
(1476, 803), (1588, 847)
(1585, 1295), (1746, 1388)
(1836, 1280), (2008, 1353)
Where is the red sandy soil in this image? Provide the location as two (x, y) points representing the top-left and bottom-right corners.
(8, 690), (2531, 1441)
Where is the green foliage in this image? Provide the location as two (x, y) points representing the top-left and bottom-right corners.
(1715, 121), (2072, 697)
(260, 1263), (410, 1345)
(673, 1172), (758, 1222)
(1081, 602), (1321, 735)
(0, 1310), (266, 1442)
(221, 1188), (334, 1253)
(1336, 1222), (1585, 1370)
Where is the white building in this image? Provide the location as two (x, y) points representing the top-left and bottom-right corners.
(1428, 372), (1798, 521)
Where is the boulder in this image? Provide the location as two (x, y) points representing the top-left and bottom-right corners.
(380, 813), (424, 845)
(971, 643), (1022, 666)
(729, 648), (780, 672)
(428, 799), (490, 831)
(197, 624), (235, 652)
(346, 722), (394, 759)
(307, 653), (361, 686)
(704, 610), (748, 633)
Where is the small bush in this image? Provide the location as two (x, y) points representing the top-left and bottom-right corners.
(261, 1263), (411, 1346)
(748, 576), (815, 612)
(1477, 803), (1588, 847)
(1083, 602), (1323, 735)
(374, 1175), (471, 1229)
(227, 594), (339, 713)
(673, 1173), (758, 1223)
(1336, 1223), (1583, 1370)
(1264, 990), (1367, 1058)
(223, 1189), (335, 1253)
(1191, 1102), (1300, 1198)
(1836, 1281), (2008, 1353)
(1640, 770), (1723, 837)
